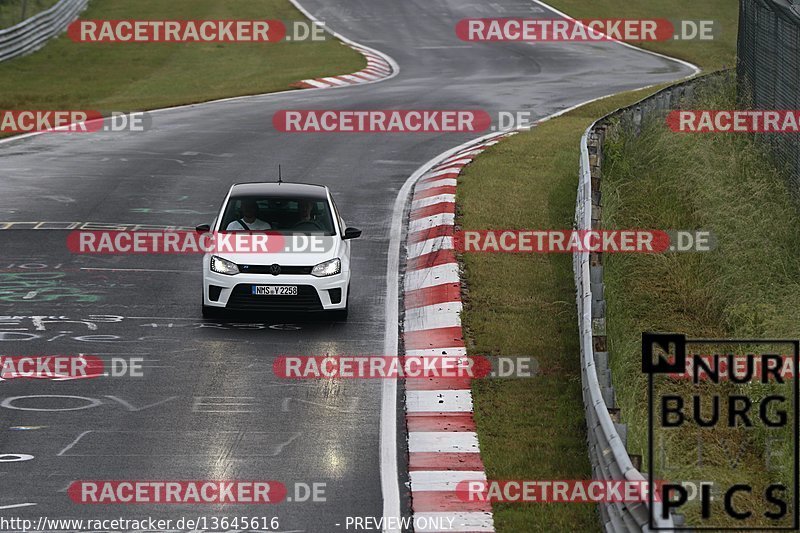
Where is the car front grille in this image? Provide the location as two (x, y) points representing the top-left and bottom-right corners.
(226, 284), (323, 311)
(237, 264), (313, 275)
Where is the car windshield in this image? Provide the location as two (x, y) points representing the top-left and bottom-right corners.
(220, 195), (336, 235)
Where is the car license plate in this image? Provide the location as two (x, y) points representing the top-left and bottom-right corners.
(251, 285), (298, 296)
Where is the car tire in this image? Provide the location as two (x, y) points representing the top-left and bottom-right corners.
(202, 304), (221, 319)
(330, 284), (350, 321)
(330, 307), (348, 321)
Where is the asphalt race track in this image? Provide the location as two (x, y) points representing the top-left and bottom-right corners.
(0, 0), (694, 531)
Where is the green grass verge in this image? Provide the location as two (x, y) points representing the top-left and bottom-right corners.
(459, 87), (662, 532)
(460, 2), (739, 531)
(601, 75), (800, 527)
(0, 0), (60, 29)
(544, 0), (738, 71)
(0, 0), (364, 112)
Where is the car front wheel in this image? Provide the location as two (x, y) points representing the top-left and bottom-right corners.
(329, 285), (350, 321)
(202, 293), (222, 318)
(329, 306), (348, 321)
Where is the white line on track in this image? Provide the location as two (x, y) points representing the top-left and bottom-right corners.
(0, 503), (37, 510)
(57, 430), (92, 456)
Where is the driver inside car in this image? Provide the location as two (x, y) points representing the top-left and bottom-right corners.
(226, 199), (272, 231)
(293, 199), (324, 231)
(297, 199), (314, 223)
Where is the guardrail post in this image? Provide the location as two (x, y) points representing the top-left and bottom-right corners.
(633, 106), (643, 135)
(684, 84), (694, 105)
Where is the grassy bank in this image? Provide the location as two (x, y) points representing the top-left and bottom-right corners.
(0, 0), (59, 29)
(460, 1), (739, 531)
(0, 0), (363, 113)
(460, 87), (660, 532)
(601, 75), (800, 526)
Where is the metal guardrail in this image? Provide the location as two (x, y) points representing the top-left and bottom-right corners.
(575, 121), (672, 532)
(0, 0), (87, 63)
(574, 73), (725, 532)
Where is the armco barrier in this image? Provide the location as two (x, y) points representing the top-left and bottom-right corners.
(574, 72), (725, 532)
(0, 0), (87, 63)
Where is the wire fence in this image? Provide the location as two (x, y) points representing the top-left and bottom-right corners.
(738, 0), (800, 190)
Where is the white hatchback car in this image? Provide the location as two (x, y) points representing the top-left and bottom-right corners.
(197, 182), (361, 320)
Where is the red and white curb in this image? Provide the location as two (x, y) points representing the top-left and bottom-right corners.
(402, 131), (516, 533)
(293, 44), (394, 89)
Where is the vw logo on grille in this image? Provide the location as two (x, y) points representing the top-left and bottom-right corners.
(269, 264), (281, 276)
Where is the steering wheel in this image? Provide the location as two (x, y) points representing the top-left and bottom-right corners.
(292, 220), (325, 231)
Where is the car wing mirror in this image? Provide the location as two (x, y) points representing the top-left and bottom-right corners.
(195, 224), (211, 233)
(343, 227), (362, 240)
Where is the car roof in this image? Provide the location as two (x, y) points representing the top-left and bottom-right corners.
(229, 182), (329, 199)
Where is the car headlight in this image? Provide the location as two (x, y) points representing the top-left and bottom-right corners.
(210, 255), (239, 275)
(311, 258), (341, 277)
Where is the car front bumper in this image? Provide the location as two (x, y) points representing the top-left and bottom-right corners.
(203, 269), (350, 311)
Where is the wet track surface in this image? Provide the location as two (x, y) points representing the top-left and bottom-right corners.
(0, 0), (694, 530)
